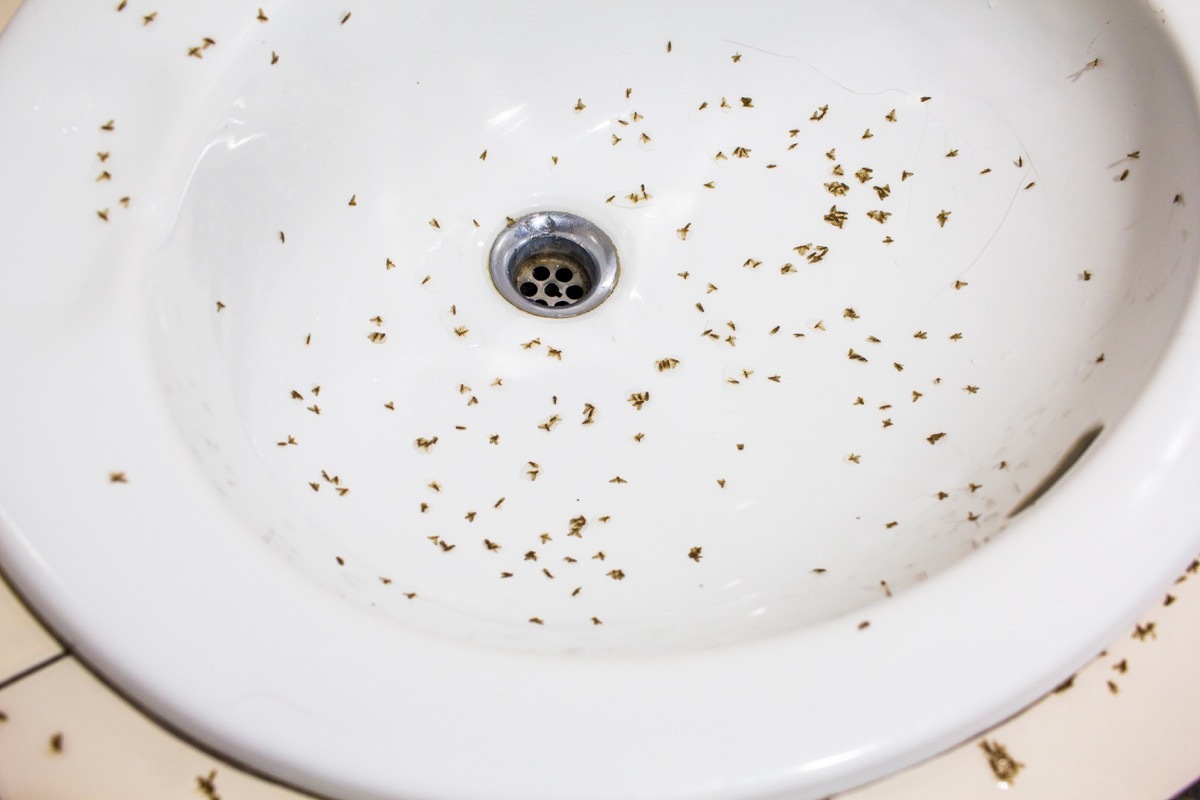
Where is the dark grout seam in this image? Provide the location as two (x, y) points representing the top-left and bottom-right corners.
(0, 650), (70, 693)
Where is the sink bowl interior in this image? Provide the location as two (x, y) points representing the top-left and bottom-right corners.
(3, 1), (1200, 798)
(149, 0), (1198, 654)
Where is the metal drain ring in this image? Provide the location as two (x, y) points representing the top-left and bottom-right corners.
(489, 211), (619, 318)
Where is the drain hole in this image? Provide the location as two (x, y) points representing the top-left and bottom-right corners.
(1007, 424), (1104, 518)
(511, 252), (593, 310)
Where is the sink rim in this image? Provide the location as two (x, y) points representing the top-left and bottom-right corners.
(2, 1), (1200, 798)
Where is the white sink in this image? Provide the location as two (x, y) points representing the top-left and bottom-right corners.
(3, 1), (1200, 798)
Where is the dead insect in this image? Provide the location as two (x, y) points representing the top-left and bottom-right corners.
(676, 222), (692, 240)
(494, 496), (506, 509)
(946, 149), (959, 158)
(656, 358), (680, 372)
(257, 7), (268, 21)
(936, 209), (952, 227)
(854, 167), (873, 183)
(733, 146), (751, 158)
(415, 436), (439, 451)
(926, 432), (947, 445)
(824, 181), (850, 196)
(607, 569), (626, 580)
(1132, 622), (1157, 641)
(271, 51), (280, 64)
(824, 205), (849, 228)
(847, 348), (868, 363)
(453, 325), (469, 337)
(964, 385), (980, 394)
(885, 109), (897, 122)
(141, 12), (155, 25)
(367, 331), (387, 343)
(980, 740), (1024, 784)
(861, 128), (873, 139)
(846, 453), (861, 464)
(627, 391), (651, 410)
(96, 208), (110, 222)
(866, 210), (892, 224)
(1118, 168), (1130, 182)
(954, 280), (968, 290)
(810, 104), (829, 121)
(609, 475), (628, 484)
(574, 98), (586, 112)
(340, 11), (351, 24)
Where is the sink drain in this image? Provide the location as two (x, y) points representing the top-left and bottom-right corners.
(489, 211), (619, 318)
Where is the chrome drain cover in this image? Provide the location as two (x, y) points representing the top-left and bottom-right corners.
(489, 211), (618, 318)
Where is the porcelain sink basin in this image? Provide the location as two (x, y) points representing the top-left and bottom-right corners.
(3, 1), (1200, 798)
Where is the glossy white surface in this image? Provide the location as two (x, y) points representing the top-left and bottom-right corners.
(2, 2), (1200, 799)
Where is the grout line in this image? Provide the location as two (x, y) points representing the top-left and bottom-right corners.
(0, 650), (69, 693)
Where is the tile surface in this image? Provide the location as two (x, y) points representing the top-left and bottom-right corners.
(0, 657), (306, 800)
